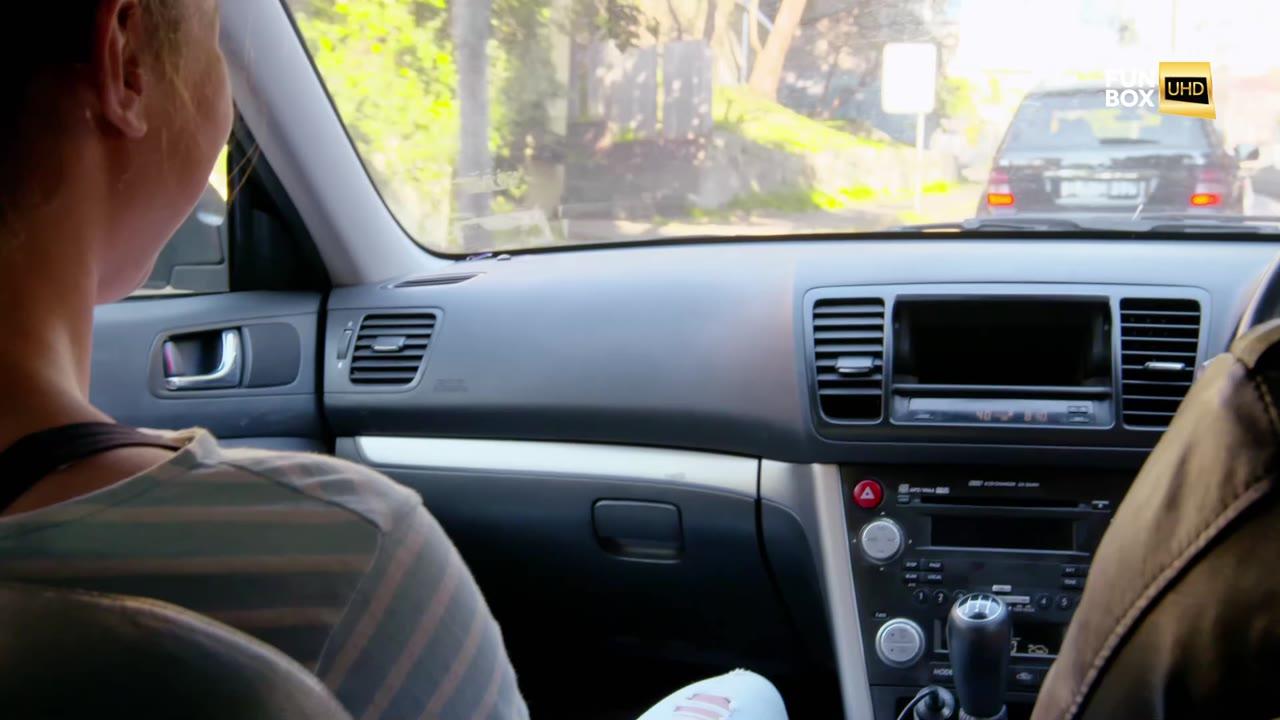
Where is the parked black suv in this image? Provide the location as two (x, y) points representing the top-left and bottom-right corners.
(978, 85), (1258, 217)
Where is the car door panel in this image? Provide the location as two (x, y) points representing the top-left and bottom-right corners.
(91, 291), (324, 441)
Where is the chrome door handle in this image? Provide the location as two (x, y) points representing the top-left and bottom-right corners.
(164, 329), (242, 391)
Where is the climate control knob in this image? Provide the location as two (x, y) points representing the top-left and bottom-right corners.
(875, 618), (926, 668)
(859, 518), (905, 563)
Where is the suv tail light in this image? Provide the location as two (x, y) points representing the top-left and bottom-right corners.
(1190, 168), (1224, 207)
(986, 169), (1015, 207)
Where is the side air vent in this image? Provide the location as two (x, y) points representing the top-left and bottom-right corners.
(392, 273), (479, 288)
(813, 298), (886, 421)
(349, 312), (438, 386)
(1119, 298), (1201, 428)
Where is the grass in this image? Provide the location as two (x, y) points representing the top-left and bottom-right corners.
(714, 86), (890, 154)
(696, 185), (889, 219)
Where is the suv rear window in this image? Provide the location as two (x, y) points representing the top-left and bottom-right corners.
(1003, 93), (1209, 152)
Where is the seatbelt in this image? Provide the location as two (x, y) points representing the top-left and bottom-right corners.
(0, 423), (183, 513)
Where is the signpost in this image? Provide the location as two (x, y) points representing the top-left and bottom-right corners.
(881, 43), (938, 212)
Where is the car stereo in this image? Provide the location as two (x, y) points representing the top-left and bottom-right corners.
(889, 297), (1115, 428)
(842, 465), (1131, 720)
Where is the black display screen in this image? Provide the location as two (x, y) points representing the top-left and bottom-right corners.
(894, 298), (1112, 387)
(930, 515), (1075, 552)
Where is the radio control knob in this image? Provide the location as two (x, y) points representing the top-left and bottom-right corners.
(875, 618), (926, 668)
(859, 518), (905, 563)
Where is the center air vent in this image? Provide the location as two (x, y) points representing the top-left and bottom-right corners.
(812, 298), (886, 421)
(1119, 298), (1201, 428)
(349, 312), (437, 386)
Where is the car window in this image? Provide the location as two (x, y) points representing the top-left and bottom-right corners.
(1003, 95), (1208, 152)
(130, 146), (230, 297)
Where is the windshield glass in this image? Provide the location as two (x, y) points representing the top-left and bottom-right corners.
(283, 0), (1280, 253)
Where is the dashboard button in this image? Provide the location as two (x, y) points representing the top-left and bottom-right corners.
(1036, 594), (1052, 610)
(904, 560), (920, 570)
(912, 589), (929, 605)
(875, 619), (926, 668)
(923, 573), (944, 584)
(853, 479), (884, 509)
(1056, 595), (1074, 611)
(925, 560), (944, 571)
(930, 664), (955, 683)
(1061, 577), (1083, 590)
(1012, 667), (1044, 688)
(933, 590), (949, 606)
(903, 572), (920, 583)
(859, 519), (904, 563)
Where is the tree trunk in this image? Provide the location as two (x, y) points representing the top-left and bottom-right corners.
(452, 0), (493, 229)
(666, 0), (685, 39)
(748, 0), (763, 53)
(747, 0), (808, 101)
(702, 0), (718, 41)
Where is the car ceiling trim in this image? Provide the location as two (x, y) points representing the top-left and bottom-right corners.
(760, 461), (872, 720)
(354, 436), (758, 498)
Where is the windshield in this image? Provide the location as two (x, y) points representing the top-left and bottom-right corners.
(283, 0), (1280, 253)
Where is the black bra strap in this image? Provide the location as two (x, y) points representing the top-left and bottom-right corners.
(0, 423), (183, 512)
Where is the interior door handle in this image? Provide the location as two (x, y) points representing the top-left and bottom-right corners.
(164, 329), (242, 391)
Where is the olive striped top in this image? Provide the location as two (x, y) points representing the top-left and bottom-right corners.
(0, 429), (529, 720)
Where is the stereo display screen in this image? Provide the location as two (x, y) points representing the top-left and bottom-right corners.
(893, 298), (1112, 387)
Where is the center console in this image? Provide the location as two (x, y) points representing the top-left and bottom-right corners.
(819, 291), (1165, 719)
(845, 465), (1129, 719)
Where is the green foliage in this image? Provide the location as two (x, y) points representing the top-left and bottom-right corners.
(571, 0), (646, 50)
(292, 0), (458, 244)
(939, 77), (977, 120)
(714, 86), (889, 154)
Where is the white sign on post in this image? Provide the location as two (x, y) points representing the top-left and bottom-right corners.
(881, 43), (938, 115)
(881, 43), (938, 212)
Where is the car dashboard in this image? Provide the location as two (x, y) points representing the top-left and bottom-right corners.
(320, 236), (1278, 719)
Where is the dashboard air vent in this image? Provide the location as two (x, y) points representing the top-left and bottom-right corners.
(349, 312), (437, 386)
(1119, 298), (1201, 428)
(393, 273), (479, 288)
(813, 298), (886, 421)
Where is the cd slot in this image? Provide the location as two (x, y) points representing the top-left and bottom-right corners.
(892, 384), (1112, 398)
(916, 495), (1080, 509)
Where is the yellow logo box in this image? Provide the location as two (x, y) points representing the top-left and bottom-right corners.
(1159, 62), (1214, 119)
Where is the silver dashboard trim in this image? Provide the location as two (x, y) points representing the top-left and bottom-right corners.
(354, 436), (758, 498)
(761, 461), (872, 720)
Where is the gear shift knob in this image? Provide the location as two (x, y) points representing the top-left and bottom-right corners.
(947, 593), (1012, 720)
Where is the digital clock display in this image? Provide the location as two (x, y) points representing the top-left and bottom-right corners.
(899, 397), (1098, 426)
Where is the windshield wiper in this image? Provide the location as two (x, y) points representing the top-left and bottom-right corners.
(895, 213), (1280, 235)
(1134, 213), (1280, 233)
(1098, 138), (1160, 145)
(894, 217), (1086, 232)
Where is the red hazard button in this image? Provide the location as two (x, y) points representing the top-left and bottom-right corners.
(853, 479), (884, 509)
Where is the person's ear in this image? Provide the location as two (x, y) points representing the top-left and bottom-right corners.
(92, 0), (148, 139)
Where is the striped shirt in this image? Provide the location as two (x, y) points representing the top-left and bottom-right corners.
(0, 429), (529, 720)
